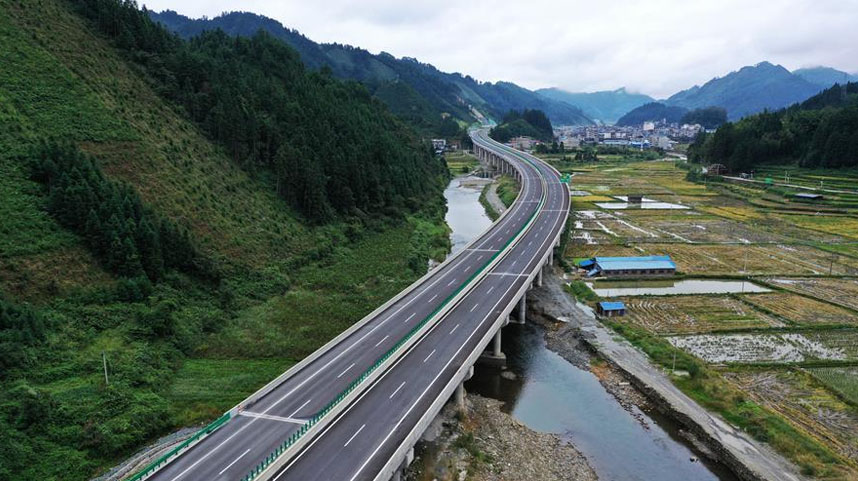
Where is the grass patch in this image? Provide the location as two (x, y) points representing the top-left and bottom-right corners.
(564, 280), (599, 303)
(167, 359), (292, 425)
(496, 175), (520, 207)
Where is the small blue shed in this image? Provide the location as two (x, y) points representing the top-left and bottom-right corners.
(597, 301), (626, 317)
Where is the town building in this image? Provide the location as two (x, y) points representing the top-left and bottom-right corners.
(581, 255), (676, 277)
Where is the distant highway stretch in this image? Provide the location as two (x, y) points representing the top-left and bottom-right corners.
(140, 129), (569, 481)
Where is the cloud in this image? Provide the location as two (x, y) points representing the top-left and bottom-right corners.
(141, 0), (858, 98)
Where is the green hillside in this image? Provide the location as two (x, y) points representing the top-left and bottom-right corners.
(0, 0), (448, 479)
(689, 82), (858, 170)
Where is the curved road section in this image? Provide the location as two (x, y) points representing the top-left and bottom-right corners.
(141, 130), (569, 481)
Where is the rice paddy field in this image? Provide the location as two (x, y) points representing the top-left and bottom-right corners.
(767, 278), (858, 311)
(741, 293), (858, 327)
(558, 156), (858, 477)
(619, 295), (782, 334)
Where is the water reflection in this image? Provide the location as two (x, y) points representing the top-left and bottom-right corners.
(587, 279), (770, 297)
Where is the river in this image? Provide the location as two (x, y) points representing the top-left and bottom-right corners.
(442, 175), (737, 481)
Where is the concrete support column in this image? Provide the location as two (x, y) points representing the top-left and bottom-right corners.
(549, 249), (554, 266)
(493, 329), (502, 357)
(518, 293), (526, 324)
(455, 382), (465, 411)
(537, 268), (543, 287)
(392, 471), (402, 481)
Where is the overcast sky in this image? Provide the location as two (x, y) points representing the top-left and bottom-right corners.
(141, 0), (858, 98)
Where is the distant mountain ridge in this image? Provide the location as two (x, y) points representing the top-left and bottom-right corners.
(665, 62), (823, 120)
(535, 87), (654, 124)
(149, 10), (594, 128)
(793, 66), (858, 89)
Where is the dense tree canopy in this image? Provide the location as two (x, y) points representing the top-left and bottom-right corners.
(69, 0), (446, 222)
(680, 107), (727, 129)
(29, 142), (205, 281)
(489, 109), (554, 143)
(689, 83), (858, 170)
(0, 295), (46, 376)
(615, 102), (688, 126)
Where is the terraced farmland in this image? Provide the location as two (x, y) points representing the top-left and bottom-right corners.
(768, 278), (858, 311)
(725, 369), (858, 467)
(667, 332), (855, 364)
(741, 293), (858, 327)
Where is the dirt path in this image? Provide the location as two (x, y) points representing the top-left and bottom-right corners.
(529, 270), (807, 481)
(485, 181), (507, 216)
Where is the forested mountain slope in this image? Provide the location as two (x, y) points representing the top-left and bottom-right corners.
(148, 10), (594, 130)
(689, 82), (858, 170)
(0, 0), (448, 479)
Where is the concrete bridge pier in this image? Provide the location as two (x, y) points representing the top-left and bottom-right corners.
(537, 268), (543, 287)
(478, 326), (507, 366)
(390, 447), (415, 481)
(455, 365), (475, 412)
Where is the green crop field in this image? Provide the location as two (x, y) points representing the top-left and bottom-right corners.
(808, 367), (858, 406)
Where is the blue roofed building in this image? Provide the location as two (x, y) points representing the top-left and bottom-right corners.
(586, 255), (676, 277)
(597, 301), (626, 316)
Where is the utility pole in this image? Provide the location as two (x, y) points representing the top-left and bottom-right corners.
(102, 351), (109, 385)
(672, 350), (677, 375)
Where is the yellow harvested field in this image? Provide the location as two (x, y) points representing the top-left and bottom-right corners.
(774, 214), (858, 240)
(631, 243), (858, 276)
(742, 293), (858, 327)
(698, 206), (765, 222)
(570, 244), (648, 259)
(575, 195), (616, 203)
(619, 295), (782, 334)
(768, 278), (858, 311)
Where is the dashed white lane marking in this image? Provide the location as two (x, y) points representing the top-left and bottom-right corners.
(429, 294), (438, 303)
(288, 398), (312, 418)
(404, 312), (417, 323)
(449, 323), (460, 334)
(344, 424), (366, 447)
(423, 349), (436, 363)
(469, 303), (479, 312)
(389, 381), (406, 399)
(487, 286), (495, 294)
(218, 449), (251, 476)
(337, 362), (355, 379)
(447, 278), (456, 286)
(374, 335), (390, 348)
(239, 412), (305, 424)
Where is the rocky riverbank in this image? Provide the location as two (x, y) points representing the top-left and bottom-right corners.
(405, 395), (597, 481)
